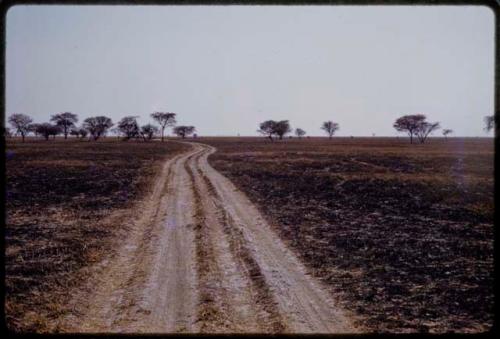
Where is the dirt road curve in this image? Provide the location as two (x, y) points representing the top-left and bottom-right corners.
(63, 142), (358, 334)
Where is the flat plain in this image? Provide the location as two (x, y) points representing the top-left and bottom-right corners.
(4, 136), (494, 333)
(202, 136), (494, 333)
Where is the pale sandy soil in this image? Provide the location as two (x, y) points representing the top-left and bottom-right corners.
(61, 142), (359, 334)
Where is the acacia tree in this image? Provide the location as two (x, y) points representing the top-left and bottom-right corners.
(83, 116), (114, 141)
(393, 114), (426, 144)
(70, 127), (88, 139)
(8, 113), (33, 142)
(28, 123), (42, 138)
(117, 116), (140, 140)
(173, 125), (196, 139)
(484, 115), (495, 133)
(442, 129), (453, 140)
(415, 121), (440, 143)
(50, 112), (78, 139)
(295, 128), (306, 139)
(140, 124), (159, 141)
(274, 120), (292, 140)
(258, 120), (277, 141)
(321, 121), (339, 139)
(151, 112), (176, 142)
(394, 114), (439, 144)
(35, 123), (61, 141)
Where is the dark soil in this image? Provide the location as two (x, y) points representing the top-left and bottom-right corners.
(5, 138), (188, 332)
(201, 137), (494, 333)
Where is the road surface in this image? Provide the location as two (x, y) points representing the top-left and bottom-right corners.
(62, 142), (358, 334)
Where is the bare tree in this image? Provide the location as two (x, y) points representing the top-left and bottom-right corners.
(258, 120), (277, 141)
(415, 121), (440, 143)
(117, 116), (140, 140)
(274, 120), (292, 140)
(393, 114), (426, 144)
(442, 129), (453, 140)
(484, 115), (495, 133)
(321, 121), (339, 139)
(173, 125), (196, 139)
(8, 113), (33, 142)
(83, 116), (114, 141)
(151, 112), (176, 142)
(4, 127), (11, 138)
(295, 128), (306, 139)
(140, 124), (159, 141)
(50, 112), (78, 139)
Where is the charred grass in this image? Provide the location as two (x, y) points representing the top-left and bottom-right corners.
(201, 137), (494, 333)
(5, 138), (188, 332)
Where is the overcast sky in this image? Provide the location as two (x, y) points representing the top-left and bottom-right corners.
(6, 5), (495, 136)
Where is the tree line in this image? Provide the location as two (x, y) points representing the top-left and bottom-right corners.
(5, 112), (495, 143)
(258, 114), (496, 143)
(5, 112), (197, 142)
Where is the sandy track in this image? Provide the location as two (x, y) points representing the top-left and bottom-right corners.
(63, 142), (358, 334)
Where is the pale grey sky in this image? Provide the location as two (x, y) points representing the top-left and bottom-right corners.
(6, 5), (495, 136)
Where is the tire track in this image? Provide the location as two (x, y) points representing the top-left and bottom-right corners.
(184, 149), (231, 332)
(187, 147), (285, 333)
(62, 142), (358, 334)
(192, 143), (359, 333)
(62, 147), (198, 333)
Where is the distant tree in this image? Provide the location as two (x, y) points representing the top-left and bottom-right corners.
(34, 123), (61, 141)
(50, 112), (78, 139)
(393, 114), (426, 144)
(442, 129), (453, 140)
(51, 126), (62, 139)
(151, 112), (176, 142)
(321, 121), (339, 139)
(415, 121), (440, 143)
(79, 128), (89, 139)
(28, 123), (42, 137)
(394, 114), (439, 144)
(70, 127), (88, 139)
(4, 127), (11, 138)
(83, 116), (114, 141)
(8, 113), (33, 142)
(173, 125), (196, 139)
(140, 124), (159, 141)
(117, 116), (140, 140)
(258, 120), (277, 141)
(484, 115), (495, 133)
(295, 128), (306, 139)
(274, 120), (292, 140)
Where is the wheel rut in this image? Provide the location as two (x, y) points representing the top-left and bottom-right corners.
(62, 142), (359, 334)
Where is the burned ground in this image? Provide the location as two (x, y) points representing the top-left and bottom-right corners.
(5, 138), (188, 332)
(202, 137), (494, 333)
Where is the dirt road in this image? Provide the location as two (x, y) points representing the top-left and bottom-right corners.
(63, 142), (358, 334)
